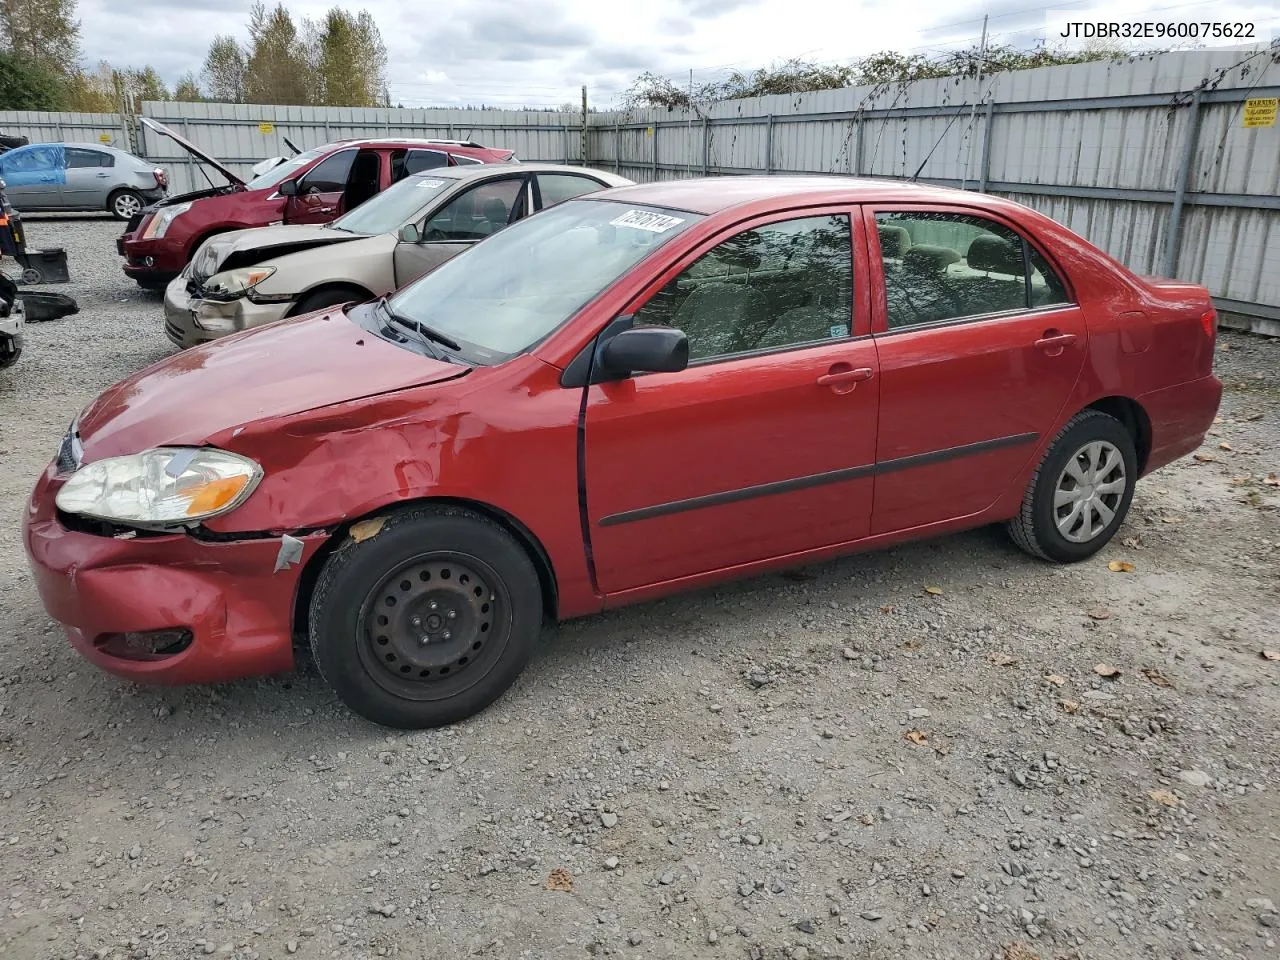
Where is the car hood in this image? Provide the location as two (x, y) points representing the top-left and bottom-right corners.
(140, 116), (246, 188)
(194, 223), (364, 277)
(76, 309), (467, 461)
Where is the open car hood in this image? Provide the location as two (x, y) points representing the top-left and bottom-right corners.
(139, 116), (246, 188)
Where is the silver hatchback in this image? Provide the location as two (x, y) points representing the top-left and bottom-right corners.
(0, 142), (167, 219)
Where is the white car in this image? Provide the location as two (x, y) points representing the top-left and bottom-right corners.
(0, 294), (24, 369)
(163, 163), (632, 348)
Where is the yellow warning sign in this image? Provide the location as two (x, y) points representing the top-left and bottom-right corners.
(1242, 98), (1277, 128)
(258, 122), (275, 134)
(645, 126), (654, 137)
(98, 133), (111, 143)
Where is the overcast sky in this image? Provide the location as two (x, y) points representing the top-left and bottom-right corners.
(77, 0), (1278, 108)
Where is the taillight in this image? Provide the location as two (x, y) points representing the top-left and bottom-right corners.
(154, 168), (168, 189)
(1200, 308), (1217, 339)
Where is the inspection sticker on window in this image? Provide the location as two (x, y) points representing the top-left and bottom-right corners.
(610, 209), (685, 233)
(418, 179), (446, 188)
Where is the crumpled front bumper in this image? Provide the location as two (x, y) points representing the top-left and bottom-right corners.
(163, 276), (292, 349)
(0, 302), (25, 368)
(23, 459), (328, 686)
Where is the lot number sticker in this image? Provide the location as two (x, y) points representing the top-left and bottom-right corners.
(610, 209), (685, 233)
(1243, 98), (1277, 128)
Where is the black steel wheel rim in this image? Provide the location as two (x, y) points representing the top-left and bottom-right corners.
(356, 551), (510, 702)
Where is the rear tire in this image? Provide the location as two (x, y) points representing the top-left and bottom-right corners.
(308, 506), (543, 729)
(109, 189), (143, 221)
(290, 286), (370, 317)
(1007, 410), (1137, 563)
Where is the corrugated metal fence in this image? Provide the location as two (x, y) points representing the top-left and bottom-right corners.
(0, 49), (1275, 325)
(591, 48), (1280, 327)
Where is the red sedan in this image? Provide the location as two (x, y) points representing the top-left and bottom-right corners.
(25, 177), (1221, 728)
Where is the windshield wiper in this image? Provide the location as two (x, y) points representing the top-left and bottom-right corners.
(375, 297), (461, 355)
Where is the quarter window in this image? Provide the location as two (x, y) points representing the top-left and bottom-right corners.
(299, 149), (355, 193)
(634, 214), (853, 362)
(875, 211), (1072, 330)
(537, 174), (603, 209)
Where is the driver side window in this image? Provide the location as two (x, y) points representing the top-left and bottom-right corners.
(633, 214), (853, 362)
(422, 178), (524, 242)
(299, 149), (355, 194)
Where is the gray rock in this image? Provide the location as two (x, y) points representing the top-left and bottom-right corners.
(860, 910), (883, 921)
(603, 857), (620, 871)
(601, 811), (619, 828)
(908, 708), (931, 719)
(794, 919), (815, 934)
(1246, 897), (1277, 913)
(1178, 770), (1213, 788)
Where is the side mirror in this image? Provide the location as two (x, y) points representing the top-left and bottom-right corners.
(397, 223), (421, 243)
(277, 178), (298, 197)
(600, 326), (689, 378)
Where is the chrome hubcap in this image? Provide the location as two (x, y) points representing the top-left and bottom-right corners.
(1054, 440), (1126, 543)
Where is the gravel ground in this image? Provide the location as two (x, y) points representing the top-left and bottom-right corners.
(1, 218), (1279, 960)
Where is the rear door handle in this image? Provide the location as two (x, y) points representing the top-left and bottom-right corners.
(817, 366), (874, 391)
(1035, 330), (1077, 352)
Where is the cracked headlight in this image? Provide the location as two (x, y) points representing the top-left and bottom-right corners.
(55, 447), (262, 529)
(203, 265), (277, 300)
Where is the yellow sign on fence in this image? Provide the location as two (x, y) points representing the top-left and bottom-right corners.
(258, 122), (275, 134)
(98, 133), (111, 143)
(1243, 98), (1278, 128)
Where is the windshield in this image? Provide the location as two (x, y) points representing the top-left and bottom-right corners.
(245, 147), (326, 191)
(330, 174), (452, 235)
(385, 199), (703, 363)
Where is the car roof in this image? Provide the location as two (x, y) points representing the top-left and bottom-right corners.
(327, 138), (499, 152)
(588, 175), (987, 215)
(410, 162), (629, 183)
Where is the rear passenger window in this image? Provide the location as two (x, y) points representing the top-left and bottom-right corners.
(875, 211), (1071, 330)
(634, 214), (852, 362)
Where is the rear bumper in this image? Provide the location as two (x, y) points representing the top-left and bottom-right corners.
(1138, 374), (1223, 475)
(163, 278), (292, 349)
(22, 460), (326, 686)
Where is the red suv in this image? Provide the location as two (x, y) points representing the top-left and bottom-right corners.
(118, 118), (515, 289)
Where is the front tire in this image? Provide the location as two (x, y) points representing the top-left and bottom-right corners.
(109, 189), (144, 221)
(1007, 410), (1137, 563)
(290, 286), (369, 317)
(308, 506), (543, 728)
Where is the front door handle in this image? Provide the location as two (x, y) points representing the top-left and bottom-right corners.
(1035, 330), (1077, 356)
(817, 365), (873, 394)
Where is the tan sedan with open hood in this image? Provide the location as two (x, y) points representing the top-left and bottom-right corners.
(163, 163), (632, 348)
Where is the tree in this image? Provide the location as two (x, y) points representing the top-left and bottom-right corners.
(202, 35), (246, 103)
(624, 44), (1137, 110)
(311, 8), (387, 107)
(0, 0), (80, 74)
(0, 48), (61, 109)
(119, 65), (169, 104)
(243, 2), (311, 105)
(174, 72), (202, 102)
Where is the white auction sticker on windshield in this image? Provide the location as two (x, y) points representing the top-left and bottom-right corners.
(609, 209), (685, 233)
(418, 179), (445, 188)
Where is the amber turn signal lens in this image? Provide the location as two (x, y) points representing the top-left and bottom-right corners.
(184, 476), (251, 516)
